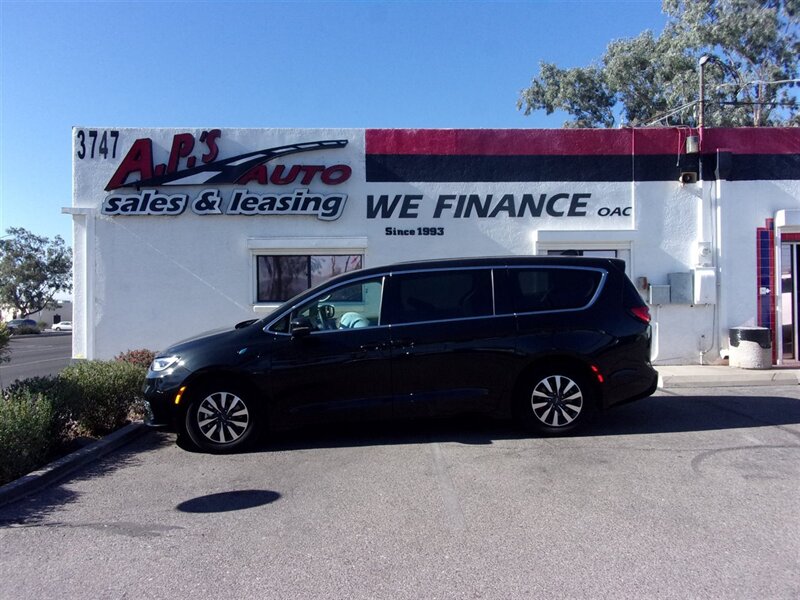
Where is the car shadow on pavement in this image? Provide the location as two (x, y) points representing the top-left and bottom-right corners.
(175, 490), (281, 513)
(241, 392), (800, 453)
(0, 430), (174, 527)
(586, 392), (800, 438)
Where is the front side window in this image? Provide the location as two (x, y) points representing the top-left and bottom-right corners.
(386, 269), (493, 325)
(257, 255), (363, 303)
(271, 277), (384, 334)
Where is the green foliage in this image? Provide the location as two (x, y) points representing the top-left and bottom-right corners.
(58, 361), (147, 434)
(0, 227), (72, 318)
(0, 323), (10, 364)
(3, 375), (73, 442)
(0, 390), (54, 484)
(518, 0), (800, 127)
(11, 326), (41, 336)
(114, 349), (157, 370)
(0, 363), (148, 485)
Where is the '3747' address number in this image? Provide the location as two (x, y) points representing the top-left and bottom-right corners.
(75, 129), (120, 160)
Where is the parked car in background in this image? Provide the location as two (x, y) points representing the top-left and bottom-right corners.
(144, 256), (658, 453)
(52, 321), (73, 331)
(6, 318), (38, 332)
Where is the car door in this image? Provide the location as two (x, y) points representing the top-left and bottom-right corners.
(384, 268), (517, 417)
(265, 276), (393, 425)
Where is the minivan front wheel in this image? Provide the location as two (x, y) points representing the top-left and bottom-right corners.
(519, 370), (595, 434)
(185, 384), (257, 452)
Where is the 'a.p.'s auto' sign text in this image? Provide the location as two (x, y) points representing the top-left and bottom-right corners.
(84, 129), (352, 220)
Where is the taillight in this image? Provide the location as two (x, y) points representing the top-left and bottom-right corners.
(629, 305), (651, 324)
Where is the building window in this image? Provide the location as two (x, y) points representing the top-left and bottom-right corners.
(546, 249), (618, 259)
(256, 255), (363, 303)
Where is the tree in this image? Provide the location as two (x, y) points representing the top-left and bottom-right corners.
(518, 0), (800, 127)
(0, 323), (10, 364)
(0, 228), (72, 318)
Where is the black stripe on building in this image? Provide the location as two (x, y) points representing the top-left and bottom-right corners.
(366, 154), (800, 183)
(724, 154), (800, 181)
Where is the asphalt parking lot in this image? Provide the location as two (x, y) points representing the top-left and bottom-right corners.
(0, 333), (72, 386)
(1, 386), (799, 599)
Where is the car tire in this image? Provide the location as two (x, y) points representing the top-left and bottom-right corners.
(518, 368), (596, 435)
(184, 382), (258, 453)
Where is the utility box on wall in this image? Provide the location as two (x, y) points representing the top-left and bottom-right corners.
(649, 285), (671, 305)
(668, 272), (693, 304)
(693, 268), (716, 304)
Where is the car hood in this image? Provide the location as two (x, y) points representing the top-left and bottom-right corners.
(163, 325), (244, 356)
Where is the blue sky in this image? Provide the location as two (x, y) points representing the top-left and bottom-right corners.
(0, 0), (666, 244)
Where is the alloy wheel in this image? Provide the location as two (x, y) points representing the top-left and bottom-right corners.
(530, 375), (583, 428)
(196, 391), (250, 444)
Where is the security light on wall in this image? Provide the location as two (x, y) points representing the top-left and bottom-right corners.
(679, 172), (698, 184)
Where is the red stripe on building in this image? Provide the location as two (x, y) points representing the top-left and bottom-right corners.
(703, 129), (800, 155)
(366, 128), (800, 157)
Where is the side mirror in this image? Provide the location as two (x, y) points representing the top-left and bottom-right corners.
(290, 318), (312, 339)
(235, 319), (258, 329)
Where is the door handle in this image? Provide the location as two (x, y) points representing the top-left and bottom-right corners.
(390, 339), (414, 349)
(359, 343), (382, 351)
(358, 340), (415, 351)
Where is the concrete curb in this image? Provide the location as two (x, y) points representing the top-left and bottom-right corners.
(0, 421), (150, 509)
(658, 367), (800, 389)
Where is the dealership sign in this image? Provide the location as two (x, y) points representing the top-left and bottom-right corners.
(99, 130), (351, 220)
(76, 128), (634, 228)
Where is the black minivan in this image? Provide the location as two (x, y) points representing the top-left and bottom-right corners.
(143, 256), (658, 452)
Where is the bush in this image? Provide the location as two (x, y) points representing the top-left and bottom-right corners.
(3, 375), (61, 399)
(0, 390), (54, 485)
(12, 326), (40, 335)
(114, 349), (157, 370)
(3, 376), (73, 442)
(58, 361), (147, 435)
(0, 363), (148, 485)
(0, 323), (10, 363)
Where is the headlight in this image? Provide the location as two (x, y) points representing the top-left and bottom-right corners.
(149, 355), (180, 373)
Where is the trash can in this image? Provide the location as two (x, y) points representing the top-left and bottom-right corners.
(729, 327), (772, 369)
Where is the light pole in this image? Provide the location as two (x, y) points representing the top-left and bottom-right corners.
(698, 55), (711, 133)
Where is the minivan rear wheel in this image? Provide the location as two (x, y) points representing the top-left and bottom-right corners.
(184, 383), (258, 453)
(519, 369), (595, 434)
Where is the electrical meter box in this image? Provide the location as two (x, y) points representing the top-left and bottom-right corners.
(668, 272), (693, 304)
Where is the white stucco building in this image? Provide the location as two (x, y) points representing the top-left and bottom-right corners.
(66, 127), (800, 364)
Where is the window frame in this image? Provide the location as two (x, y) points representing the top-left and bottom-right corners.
(247, 237), (368, 311)
(264, 263), (610, 335)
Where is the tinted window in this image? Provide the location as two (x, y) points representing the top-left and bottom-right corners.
(256, 255), (363, 302)
(511, 268), (602, 312)
(387, 270), (493, 324)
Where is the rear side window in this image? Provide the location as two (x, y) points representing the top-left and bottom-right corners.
(386, 269), (493, 324)
(510, 267), (603, 312)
